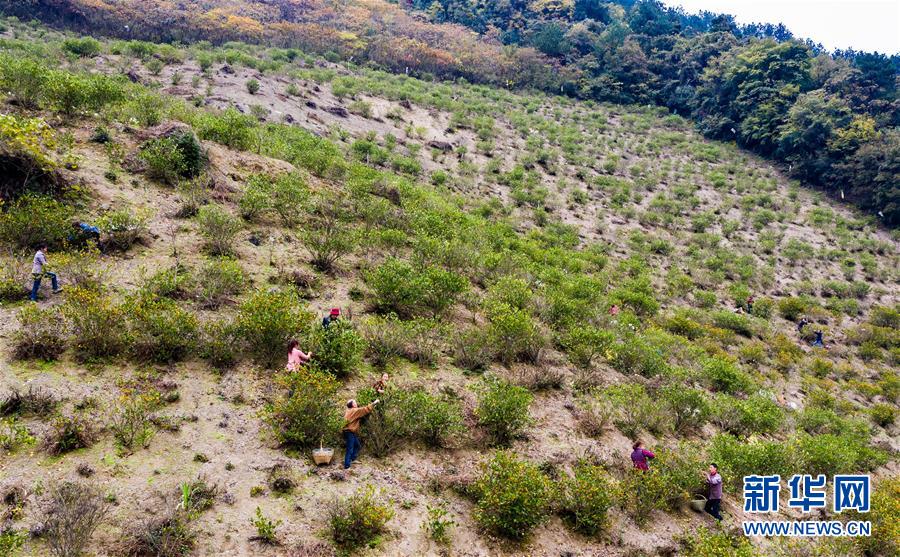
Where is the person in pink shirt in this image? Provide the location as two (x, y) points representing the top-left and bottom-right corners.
(286, 339), (312, 371)
(630, 440), (655, 471)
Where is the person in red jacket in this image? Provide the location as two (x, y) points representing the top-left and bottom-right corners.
(630, 440), (655, 471)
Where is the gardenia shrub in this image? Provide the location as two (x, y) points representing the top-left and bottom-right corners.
(475, 377), (533, 446)
(237, 289), (311, 368)
(126, 295), (198, 363)
(13, 305), (67, 360)
(267, 367), (342, 448)
(196, 204), (241, 256)
(138, 131), (205, 185)
(327, 486), (394, 552)
(558, 461), (614, 537)
(309, 319), (366, 378)
(196, 257), (245, 309)
(484, 301), (546, 365)
(472, 451), (550, 540)
(367, 258), (468, 318)
(96, 207), (150, 251)
(63, 287), (129, 361)
(0, 194), (72, 249)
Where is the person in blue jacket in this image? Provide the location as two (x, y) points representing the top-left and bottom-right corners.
(69, 221), (100, 247)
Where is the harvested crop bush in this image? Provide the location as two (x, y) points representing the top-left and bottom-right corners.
(472, 451), (550, 540)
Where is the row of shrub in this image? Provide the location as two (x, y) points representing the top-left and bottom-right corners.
(13, 286), (367, 373)
(267, 374), (531, 451)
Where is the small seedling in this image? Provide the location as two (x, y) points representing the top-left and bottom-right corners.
(250, 507), (281, 545)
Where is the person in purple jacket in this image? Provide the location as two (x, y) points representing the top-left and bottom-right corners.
(704, 463), (723, 520)
(630, 440), (655, 471)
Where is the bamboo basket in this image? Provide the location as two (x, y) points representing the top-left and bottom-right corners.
(312, 438), (334, 465)
(689, 495), (707, 512)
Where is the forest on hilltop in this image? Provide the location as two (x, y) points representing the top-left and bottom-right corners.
(0, 9), (898, 557)
(1, 0), (898, 224)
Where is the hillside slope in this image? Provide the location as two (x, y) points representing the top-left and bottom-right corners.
(0, 18), (898, 557)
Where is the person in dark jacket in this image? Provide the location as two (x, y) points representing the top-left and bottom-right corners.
(704, 463), (723, 521)
(812, 330), (825, 348)
(322, 308), (341, 329)
(630, 441), (655, 471)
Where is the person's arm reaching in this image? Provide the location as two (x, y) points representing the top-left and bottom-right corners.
(644, 449), (655, 460)
(345, 400), (379, 423)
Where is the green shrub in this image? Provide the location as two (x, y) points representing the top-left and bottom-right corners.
(652, 447), (707, 509)
(237, 289), (311, 368)
(658, 384), (710, 434)
(0, 253), (30, 302)
(44, 413), (96, 455)
(327, 486), (394, 552)
(143, 265), (192, 300)
(475, 378), (533, 446)
(710, 310), (754, 336)
(392, 387), (464, 448)
(0, 56), (49, 108)
(111, 392), (161, 451)
(679, 526), (757, 557)
(711, 393), (784, 436)
(309, 319), (365, 378)
(611, 276), (659, 316)
(139, 132), (205, 185)
(485, 301), (546, 365)
(702, 355), (754, 394)
(661, 309), (706, 340)
(62, 37), (102, 57)
(847, 477), (899, 557)
(0, 529), (27, 556)
(601, 383), (669, 438)
(423, 503), (455, 545)
(558, 462), (614, 537)
(795, 433), (887, 477)
(558, 324), (614, 369)
(750, 297), (774, 319)
(126, 295), (198, 363)
(194, 108), (257, 150)
(608, 332), (669, 378)
(870, 305), (900, 329)
(246, 79), (260, 95)
(777, 297), (807, 321)
(63, 287), (128, 361)
(367, 258), (468, 318)
(709, 433), (794, 491)
(199, 319), (240, 370)
(870, 403), (896, 427)
(0, 194), (72, 249)
(196, 204), (241, 256)
(240, 172), (309, 226)
(358, 314), (446, 367)
(302, 191), (357, 272)
(268, 368), (341, 449)
(46, 70), (115, 115)
(0, 417), (36, 452)
(354, 385), (463, 456)
(249, 507), (281, 545)
(472, 451), (550, 540)
(96, 207), (151, 251)
(451, 326), (496, 372)
(239, 175), (271, 221)
(196, 257), (245, 309)
(12, 304), (67, 360)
